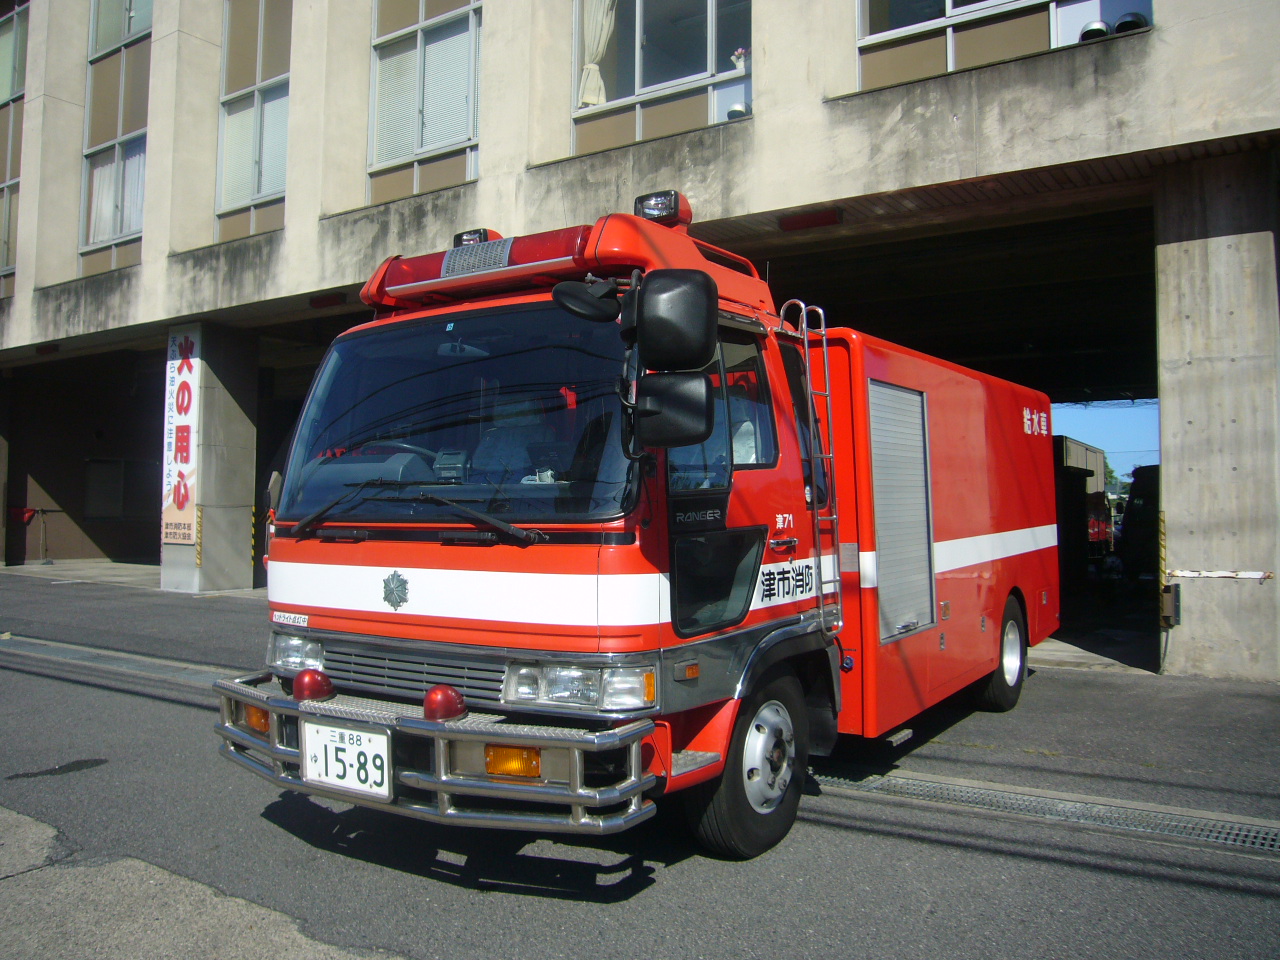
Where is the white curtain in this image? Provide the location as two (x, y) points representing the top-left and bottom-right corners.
(87, 149), (117, 244)
(118, 137), (146, 236)
(577, 0), (616, 108)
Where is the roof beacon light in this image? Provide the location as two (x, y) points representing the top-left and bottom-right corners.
(373, 225), (594, 303)
(454, 228), (502, 247)
(635, 190), (693, 228)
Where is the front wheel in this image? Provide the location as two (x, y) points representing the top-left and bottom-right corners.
(683, 670), (809, 859)
(974, 595), (1026, 712)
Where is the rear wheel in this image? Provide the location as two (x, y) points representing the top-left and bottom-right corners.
(975, 595), (1026, 711)
(684, 670), (809, 859)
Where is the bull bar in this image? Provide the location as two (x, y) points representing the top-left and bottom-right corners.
(214, 671), (658, 835)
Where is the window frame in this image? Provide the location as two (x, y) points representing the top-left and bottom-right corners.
(80, 15), (150, 256)
(367, 0), (482, 185)
(855, 0), (1153, 89)
(0, 2), (26, 288)
(571, 0), (752, 150)
(91, 0), (152, 59)
(81, 135), (146, 250)
(217, 0), (292, 215)
(0, 1), (29, 105)
(0, 2), (28, 290)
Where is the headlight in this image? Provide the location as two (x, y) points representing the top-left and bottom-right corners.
(268, 634), (324, 673)
(503, 663), (656, 711)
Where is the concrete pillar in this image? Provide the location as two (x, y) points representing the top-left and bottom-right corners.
(1155, 150), (1280, 680)
(23, 0), (90, 294)
(150, 0), (223, 257)
(160, 322), (258, 592)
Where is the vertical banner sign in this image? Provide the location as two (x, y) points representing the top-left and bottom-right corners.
(162, 325), (202, 544)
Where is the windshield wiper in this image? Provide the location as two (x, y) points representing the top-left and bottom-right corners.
(287, 479), (422, 538)
(375, 491), (548, 545)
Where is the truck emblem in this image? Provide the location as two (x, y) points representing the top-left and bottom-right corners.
(382, 571), (409, 610)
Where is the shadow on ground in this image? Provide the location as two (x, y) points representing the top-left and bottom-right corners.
(1052, 578), (1162, 672)
(262, 791), (700, 901)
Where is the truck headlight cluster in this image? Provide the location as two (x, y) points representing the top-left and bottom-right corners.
(502, 663), (656, 711)
(268, 634), (324, 673)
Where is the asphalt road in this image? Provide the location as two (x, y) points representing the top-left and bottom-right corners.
(1, 574), (1278, 959)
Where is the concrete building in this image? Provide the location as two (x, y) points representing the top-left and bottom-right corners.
(0, 0), (1276, 679)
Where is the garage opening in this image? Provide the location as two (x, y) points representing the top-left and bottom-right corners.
(755, 206), (1162, 670)
(3, 349), (165, 566)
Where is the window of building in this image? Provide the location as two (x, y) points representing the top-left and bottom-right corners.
(217, 0), (292, 242)
(857, 0), (1153, 91)
(92, 0), (151, 56)
(0, 1), (27, 297)
(573, 0), (751, 156)
(82, 0), (151, 275)
(368, 0), (481, 206)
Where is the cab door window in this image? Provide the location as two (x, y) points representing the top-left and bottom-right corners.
(779, 342), (829, 506)
(667, 348), (730, 491)
(721, 331), (777, 469)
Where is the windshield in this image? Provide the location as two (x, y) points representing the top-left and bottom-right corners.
(278, 303), (636, 525)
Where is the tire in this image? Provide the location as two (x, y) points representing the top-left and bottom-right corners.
(684, 670), (809, 859)
(975, 595), (1026, 712)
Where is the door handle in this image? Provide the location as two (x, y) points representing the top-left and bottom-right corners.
(769, 537), (799, 551)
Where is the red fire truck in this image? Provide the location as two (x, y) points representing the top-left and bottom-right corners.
(216, 191), (1059, 858)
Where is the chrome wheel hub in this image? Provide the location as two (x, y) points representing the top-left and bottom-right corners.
(742, 699), (796, 813)
(1002, 617), (1023, 686)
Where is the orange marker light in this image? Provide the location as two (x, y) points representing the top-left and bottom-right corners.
(485, 745), (541, 778)
(244, 704), (270, 735)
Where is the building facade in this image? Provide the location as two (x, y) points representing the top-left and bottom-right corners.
(0, 0), (1277, 679)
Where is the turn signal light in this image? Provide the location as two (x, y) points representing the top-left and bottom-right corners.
(423, 683), (468, 721)
(244, 704), (270, 734)
(485, 745), (541, 778)
(293, 668), (335, 702)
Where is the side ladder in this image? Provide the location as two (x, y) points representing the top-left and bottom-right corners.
(779, 300), (843, 636)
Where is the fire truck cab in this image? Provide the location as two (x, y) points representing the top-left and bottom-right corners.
(215, 191), (1059, 859)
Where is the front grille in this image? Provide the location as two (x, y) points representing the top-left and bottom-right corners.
(323, 643), (506, 707)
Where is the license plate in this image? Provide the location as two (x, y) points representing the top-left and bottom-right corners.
(301, 721), (392, 801)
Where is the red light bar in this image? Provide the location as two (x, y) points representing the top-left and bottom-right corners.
(377, 225), (594, 302)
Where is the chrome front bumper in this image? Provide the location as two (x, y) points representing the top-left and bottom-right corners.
(214, 671), (658, 835)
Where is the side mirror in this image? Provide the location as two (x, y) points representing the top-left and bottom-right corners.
(634, 373), (714, 448)
(267, 470), (283, 513)
(552, 279), (622, 322)
(636, 269), (717, 371)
